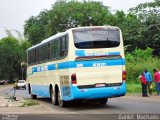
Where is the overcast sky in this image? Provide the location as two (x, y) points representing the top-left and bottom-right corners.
(0, 0), (154, 39)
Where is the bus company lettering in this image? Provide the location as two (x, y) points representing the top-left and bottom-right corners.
(85, 52), (106, 56)
(37, 67), (41, 72)
(77, 64), (83, 68)
(93, 63), (106, 67)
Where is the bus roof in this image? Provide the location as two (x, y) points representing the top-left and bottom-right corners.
(27, 26), (119, 51)
(27, 31), (68, 51)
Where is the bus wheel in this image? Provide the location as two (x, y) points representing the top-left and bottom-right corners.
(50, 87), (58, 105)
(99, 98), (108, 105)
(58, 89), (67, 107)
(31, 94), (37, 99)
(28, 84), (31, 94)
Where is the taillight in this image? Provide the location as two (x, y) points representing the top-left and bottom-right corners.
(71, 73), (77, 84)
(122, 71), (127, 81)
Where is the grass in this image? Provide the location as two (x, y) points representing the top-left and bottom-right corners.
(126, 82), (157, 94)
(126, 83), (141, 93)
(21, 99), (39, 107)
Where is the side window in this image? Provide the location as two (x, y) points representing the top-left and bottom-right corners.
(61, 36), (68, 58)
(44, 44), (47, 61)
(30, 50), (33, 63)
(30, 49), (33, 63)
(28, 51), (31, 65)
(51, 40), (55, 59)
(28, 34), (69, 65)
(39, 45), (42, 62)
(43, 45), (46, 61)
(36, 47), (39, 63)
(47, 42), (51, 60)
(60, 38), (63, 58)
(42, 45), (45, 61)
(55, 39), (61, 59)
(65, 35), (68, 51)
(34, 49), (36, 63)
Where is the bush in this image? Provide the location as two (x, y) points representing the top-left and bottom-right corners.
(126, 47), (160, 83)
(21, 99), (39, 107)
(127, 83), (156, 93)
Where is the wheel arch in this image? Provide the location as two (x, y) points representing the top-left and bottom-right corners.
(49, 84), (59, 97)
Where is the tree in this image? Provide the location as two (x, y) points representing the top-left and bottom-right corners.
(24, 0), (112, 45)
(129, 0), (160, 49)
(0, 32), (31, 81)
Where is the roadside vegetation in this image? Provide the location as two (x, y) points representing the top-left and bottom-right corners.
(21, 99), (39, 107)
(0, 32), (31, 81)
(126, 48), (159, 93)
(0, 0), (159, 94)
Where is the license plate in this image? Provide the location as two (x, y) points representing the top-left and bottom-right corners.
(95, 83), (105, 87)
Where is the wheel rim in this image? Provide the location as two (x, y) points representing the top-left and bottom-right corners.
(51, 88), (55, 103)
(58, 91), (63, 106)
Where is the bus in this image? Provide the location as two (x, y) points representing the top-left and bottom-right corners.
(27, 26), (126, 107)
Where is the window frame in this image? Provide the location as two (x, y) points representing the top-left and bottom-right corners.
(27, 34), (69, 66)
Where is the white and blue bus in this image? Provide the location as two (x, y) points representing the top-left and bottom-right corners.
(27, 26), (126, 107)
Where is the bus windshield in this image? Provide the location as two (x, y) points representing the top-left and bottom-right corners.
(73, 27), (120, 49)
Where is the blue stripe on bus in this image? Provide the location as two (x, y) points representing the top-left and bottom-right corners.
(32, 68), (37, 72)
(58, 61), (76, 70)
(75, 51), (120, 56)
(108, 52), (120, 55)
(75, 50), (85, 56)
(48, 64), (56, 70)
(32, 59), (125, 73)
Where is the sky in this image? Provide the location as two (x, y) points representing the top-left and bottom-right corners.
(0, 0), (154, 39)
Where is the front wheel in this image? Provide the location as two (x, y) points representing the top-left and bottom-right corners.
(31, 94), (37, 99)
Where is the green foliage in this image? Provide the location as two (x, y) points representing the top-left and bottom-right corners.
(127, 83), (142, 93)
(24, 0), (112, 45)
(21, 99), (39, 107)
(128, 0), (160, 50)
(126, 83), (156, 93)
(126, 48), (160, 83)
(126, 47), (153, 61)
(24, 0), (160, 51)
(0, 33), (31, 81)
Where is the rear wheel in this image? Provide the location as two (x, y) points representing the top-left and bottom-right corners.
(58, 89), (67, 107)
(31, 94), (37, 99)
(50, 87), (58, 105)
(99, 98), (108, 105)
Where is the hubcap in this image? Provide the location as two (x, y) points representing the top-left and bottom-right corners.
(58, 91), (63, 106)
(51, 89), (55, 103)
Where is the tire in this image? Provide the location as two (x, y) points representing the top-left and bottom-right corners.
(31, 94), (37, 99)
(99, 98), (108, 105)
(50, 87), (58, 105)
(58, 89), (67, 107)
(28, 84), (31, 94)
